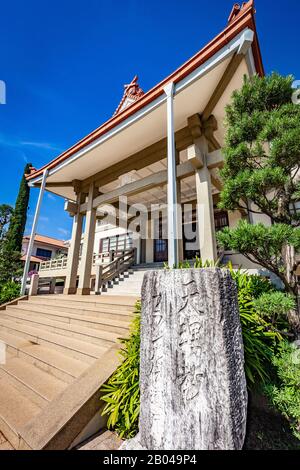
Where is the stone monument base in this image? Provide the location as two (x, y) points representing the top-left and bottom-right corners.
(122, 268), (247, 450)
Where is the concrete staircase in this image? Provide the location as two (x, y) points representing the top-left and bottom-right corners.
(103, 264), (163, 296)
(0, 294), (137, 450)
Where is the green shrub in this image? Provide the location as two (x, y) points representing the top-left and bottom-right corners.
(265, 341), (300, 440)
(165, 257), (222, 270)
(0, 280), (20, 305)
(253, 292), (296, 323)
(101, 300), (141, 438)
(230, 269), (283, 385)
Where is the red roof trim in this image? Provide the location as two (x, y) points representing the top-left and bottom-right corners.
(27, 1), (262, 182)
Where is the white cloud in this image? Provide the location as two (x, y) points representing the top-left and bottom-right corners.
(57, 227), (70, 237)
(21, 141), (62, 151)
(0, 134), (62, 154)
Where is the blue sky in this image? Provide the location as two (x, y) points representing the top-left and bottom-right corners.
(0, 0), (299, 240)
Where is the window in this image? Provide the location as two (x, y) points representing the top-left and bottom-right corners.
(214, 210), (229, 232)
(36, 248), (52, 259)
(99, 233), (133, 253)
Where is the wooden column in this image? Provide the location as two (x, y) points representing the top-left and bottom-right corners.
(145, 214), (154, 263)
(77, 183), (97, 295)
(176, 151), (184, 262)
(193, 137), (217, 262)
(63, 193), (83, 295)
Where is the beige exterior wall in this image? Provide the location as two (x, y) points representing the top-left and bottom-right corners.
(22, 240), (67, 259)
(228, 210), (243, 228)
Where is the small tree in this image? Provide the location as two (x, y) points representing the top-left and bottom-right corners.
(217, 73), (300, 331)
(0, 164), (32, 283)
(5, 163), (32, 253)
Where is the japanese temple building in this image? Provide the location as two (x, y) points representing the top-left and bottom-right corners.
(23, 0), (270, 296)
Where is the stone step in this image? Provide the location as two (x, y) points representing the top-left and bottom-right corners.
(6, 304), (130, 334)
(23, 299), (135, 319)
(2, 309), (122, 348)
(0, 355), (66, 408)
(15, 299), (133, 322)
(103, 289), (141, 296)
(0, 330), (88, 383)
(105, 289), (141, 295)
(78, 430), (123, 450)
(103, 283), (142, 295)
(26, 297), (135, 313)
(107, 279), (143, 287)
(0, 377), (42, 449)
(0, 432), (14, 450)
(133, 263), (164, 270)
(29, 294), (138, 309)
(0, 317), (107, 363)
(0, 292), (132, 450)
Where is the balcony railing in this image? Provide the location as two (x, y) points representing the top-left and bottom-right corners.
(39, 249), (134, 273)
(39, 257), (68, 272)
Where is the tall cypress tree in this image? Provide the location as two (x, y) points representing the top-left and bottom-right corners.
(5, 163), (32, 253)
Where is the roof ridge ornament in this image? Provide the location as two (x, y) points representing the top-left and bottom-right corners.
(228, 0), (253, 24)
(113, 75), (145, 116)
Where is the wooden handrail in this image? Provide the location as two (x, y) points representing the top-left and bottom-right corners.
(95, 248), (136, 294)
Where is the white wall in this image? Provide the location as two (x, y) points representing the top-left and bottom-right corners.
(22, 240), (68, 259)
(93, 222), (128, 254)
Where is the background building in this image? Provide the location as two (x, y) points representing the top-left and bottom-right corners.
(21, 234), (68, 272)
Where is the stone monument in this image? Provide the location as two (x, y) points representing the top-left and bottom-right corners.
(122, 268), (248, 450)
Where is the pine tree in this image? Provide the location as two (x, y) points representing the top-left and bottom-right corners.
(217, 73), (300, 331)
(0, 164), (32, 283)
(5, 163), (31, 253)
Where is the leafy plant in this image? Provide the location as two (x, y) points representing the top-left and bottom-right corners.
(100, 300), (141, 438)
(164, 257), (222, 270)
(253, 292), (296, 324)
(265, 341), (300, 440)
(230, 268), (283, 385)
(0, 281), (21, 305)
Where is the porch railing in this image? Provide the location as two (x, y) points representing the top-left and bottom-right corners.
(39, 249), (136, 274)
(95, 248), (136, 295)
(39, 257), (68, 272)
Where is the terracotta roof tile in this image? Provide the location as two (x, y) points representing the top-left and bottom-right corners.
(23, 234), (67, 248)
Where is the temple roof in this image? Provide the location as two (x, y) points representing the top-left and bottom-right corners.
(27, 0), (263, 187)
